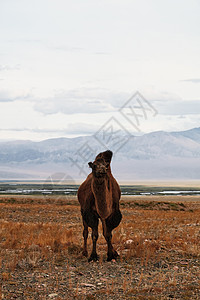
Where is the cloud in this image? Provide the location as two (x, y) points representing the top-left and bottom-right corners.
(93, 51), (111, 55)
(0, 123), (99, 138)
(33, 89), (200, 117)
(142, 91), (200, 116)
(66, 123), (99, 135)
(181, 79), (200, 83)
(33, 88), (123, 115)
(7, 38), (41, 44)
(0, 64), (20, 71)
(0, 90), (31, 102)
(0, 128), (65, 134)
(50, 44), (85, 52)
(156, 99), (200, 115)
(0, 91), (16, 102)
(34, 97), (113, 115)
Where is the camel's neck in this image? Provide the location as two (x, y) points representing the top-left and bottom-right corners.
(91, 175), (112, 219)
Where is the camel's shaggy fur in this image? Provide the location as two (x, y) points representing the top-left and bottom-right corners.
(78, 150), (122, 261)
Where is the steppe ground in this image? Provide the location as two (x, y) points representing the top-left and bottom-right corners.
(0, 193), (200, 299)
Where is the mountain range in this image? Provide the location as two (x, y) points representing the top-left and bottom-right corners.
(0, 127), (200, 181)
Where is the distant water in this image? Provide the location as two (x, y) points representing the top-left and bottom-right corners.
(0, 183), (200, 196)
(0, 183), (78, 195)
(0, 188), (77, 195)
(139, 191), (200, 196)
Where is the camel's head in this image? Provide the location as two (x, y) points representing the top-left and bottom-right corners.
(88, 150), (113, 178)
(95, 150), (113, 165)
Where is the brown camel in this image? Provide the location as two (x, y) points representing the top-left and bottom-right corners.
(77, 150), (122, 261)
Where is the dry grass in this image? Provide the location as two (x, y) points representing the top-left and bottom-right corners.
(0, 195), (200, 299)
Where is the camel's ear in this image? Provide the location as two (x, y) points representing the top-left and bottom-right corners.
(88, 162), (93, 168)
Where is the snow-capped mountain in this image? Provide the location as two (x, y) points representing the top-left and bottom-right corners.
(0, 127), (200, 181)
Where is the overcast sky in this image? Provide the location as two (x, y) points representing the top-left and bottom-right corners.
(0, 0), (200, 141)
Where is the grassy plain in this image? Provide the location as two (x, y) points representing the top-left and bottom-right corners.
(0, 193), (200, 299)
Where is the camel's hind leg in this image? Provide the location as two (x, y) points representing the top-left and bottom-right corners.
(82, 220), (88, 257)
(88, 225), (99, 262)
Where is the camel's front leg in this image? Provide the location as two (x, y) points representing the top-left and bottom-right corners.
(88, 226), (99, 262)
(102, 220), (119, 261)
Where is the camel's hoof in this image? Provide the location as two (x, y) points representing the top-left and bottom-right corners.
(88, 253), (99, 262)
(107, 251), (119, 262)
(82, 250), (88, 257)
